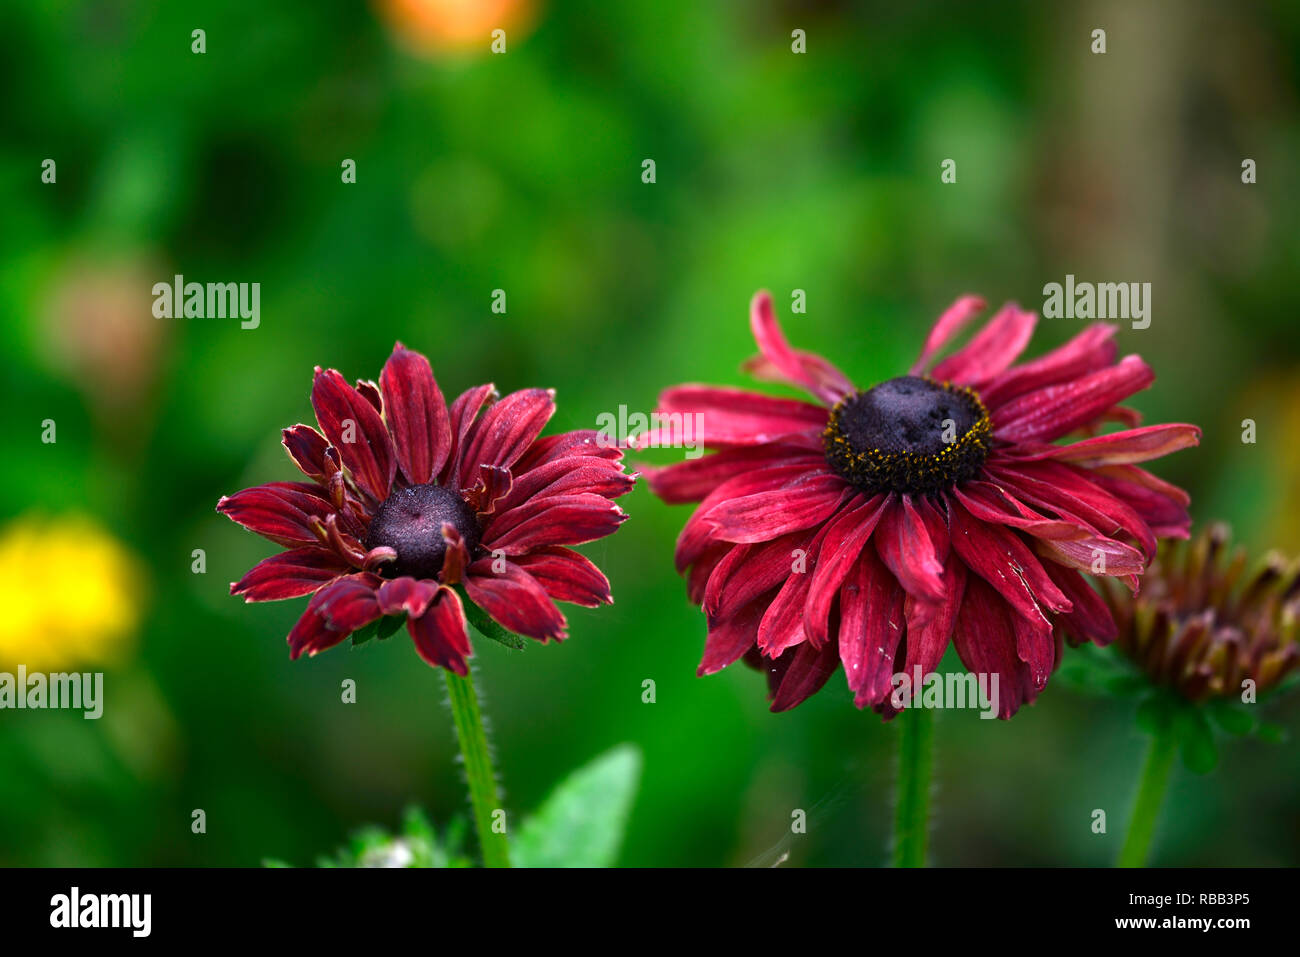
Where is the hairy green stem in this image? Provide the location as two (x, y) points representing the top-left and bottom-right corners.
(1118, 728), (1176, 867)
(443, 667), (511, 868)
(892, 706), (934, 867)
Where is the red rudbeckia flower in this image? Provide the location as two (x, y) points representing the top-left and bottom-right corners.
(640, 292), (1200, 717)
(219, 343), (633, 674)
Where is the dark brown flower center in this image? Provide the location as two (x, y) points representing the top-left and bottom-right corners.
(363, 483), (481, 579)
(824, 375), (991, 494)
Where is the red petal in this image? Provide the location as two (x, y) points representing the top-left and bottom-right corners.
(988, 459), (1157, 559)
(654, 384), (828, 441)
(704, 472), (849, 544)
(231, 546), (349, 602)
(408, 587), (472, 674)
(873, 495), (947, 605)
(1043, 563), (1118, 646)
(770, 640), (841, 712)
(929, 302), (1037, 386)
(311, 367), (396, 501)
(641, 445), (822, 505)
(287, 573), (382, 658)
(379, 343), (452, 485)
(376, 577), (440, 618)
(483, 493), (627, 555)
(217, 482), (339, 547)
(951, 576), (1033, 719)
(979, 324), (1117, 408)
(464, 560), (568, 641)
(501, 457), (632, 511)
(456, 388), (555, 489)
(901, 556), (967, 686)
(804, 494), (889, 646)
(463, 464), (514, 516)
(1044, 423), (1201, 468)
(747, 290), (851, 405)
(910, 295), (987, 374)
(513, 429), (622, 471)
(704, 529), (813, 624)
(991, 355), (1154, 443)
(444, 383), (497, 487)
(282, 424), (332, 481)
(512, 546), (613, 607)
(699, 596), (767, 676)
(953, 481), (1089, 541)
(838, 547), (906, 708)
(948, 501), (1072, 631)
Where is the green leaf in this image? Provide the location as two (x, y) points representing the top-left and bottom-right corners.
(1207, 702), (1255, 737)
(512, 745), (642, 868)
(1135, 694), (1173, 735)
(455, 586), (527, 650)
(1174, 708), (1219, 774)
(352, 614), (404, 647)
(1256, 720), (1287, 744)
(351, 619), (381, 646)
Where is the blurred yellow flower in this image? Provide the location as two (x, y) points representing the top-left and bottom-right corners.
(0, 515), (145, 672)
(375, 0), (536, 55)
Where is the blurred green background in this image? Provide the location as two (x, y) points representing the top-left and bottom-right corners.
(2, 0), (1298, 866)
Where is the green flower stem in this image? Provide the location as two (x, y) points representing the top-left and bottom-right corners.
(1118, 726), (1177, 867)
(892, 706), (935, 868)
(443, 667), (511, 868)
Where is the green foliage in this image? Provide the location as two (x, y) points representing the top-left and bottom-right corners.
(264, 746), (641, 867)
(455, 586), (528, 651)
(512, 744), (643, 868)
(1061, 643), (1291, 774)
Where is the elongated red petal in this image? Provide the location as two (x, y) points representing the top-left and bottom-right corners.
(444, 383), (497, 487)
(231, 546), (349, 602)
(408, 587), (471, 674)
(1043, 563), (1118, 646)
(640, 445), (822, 505)
(512, 546), (613, 607)
(282, 424), (332, 481)
(991, 355), (1154, 443)
(311, 367), (396, 501)
(376, 577), (439, 618)
(951, 576), (1032, 719)
(464, 560), (568, 641)
(217, 482), (338, 547)
(747, 290), (851, 404)
(704, 472), (848, 544)
(484, 493), (627, 555)
(874, 495), (946, 604)
(838, 547), (906, 709)
(456, 388), (555, 489)
(804, 494), (888, 646)
(287, 573), (382, 658)
(770, 639), (841, 712)
(500, 458), (632, 511)
(929, 302), (1037, 386)
(654, 385), (828, 441)
(379, 343), (452, 485)
(901, 555), (967, 685)
(699, 596), (768, 677)
(1043, 423), (1201, 468)
(949, 501), (1072, 632)
(910, 295), (987, 374)
(978, 323), (1117, 409)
